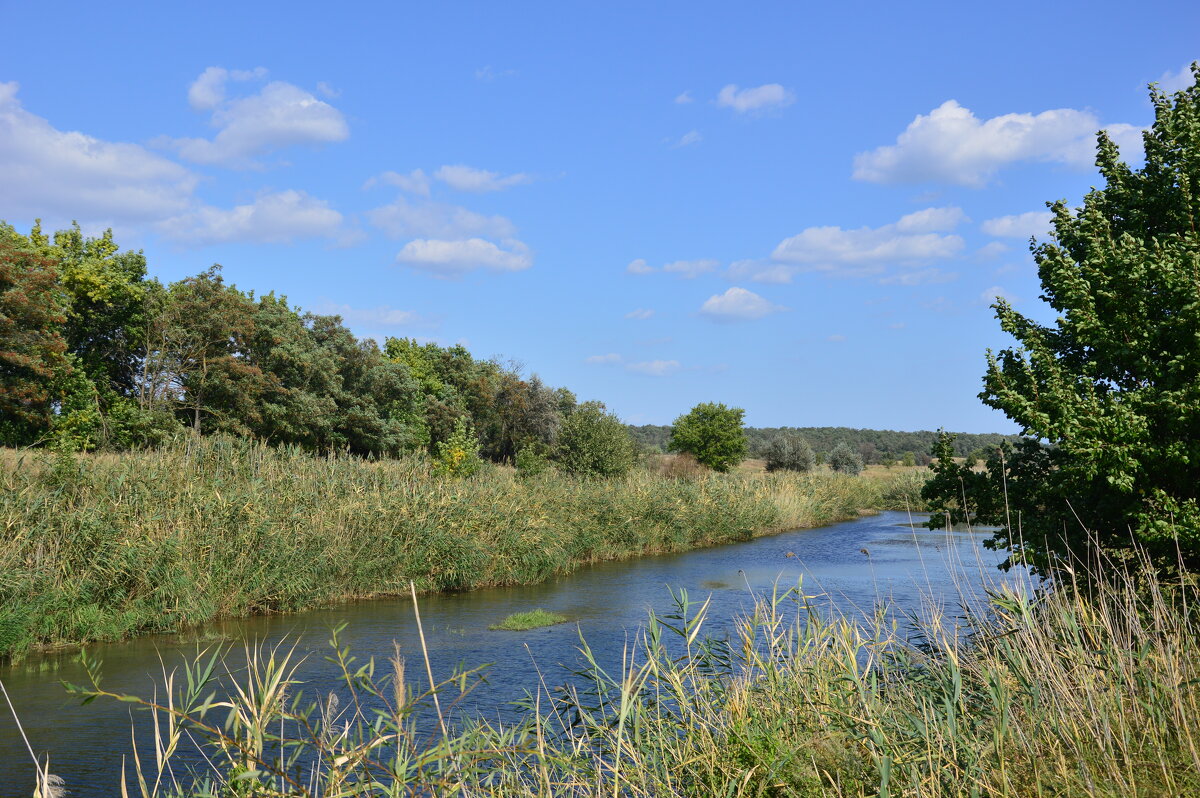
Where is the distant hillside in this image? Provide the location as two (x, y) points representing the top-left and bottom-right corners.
(627, 425), (1017, 465)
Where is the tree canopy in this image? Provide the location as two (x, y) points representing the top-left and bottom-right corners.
(924, 64), (1200, 574)
(668, 402), (748, 473)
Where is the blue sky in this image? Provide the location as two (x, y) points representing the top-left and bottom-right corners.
(2, 1), (1196, 432)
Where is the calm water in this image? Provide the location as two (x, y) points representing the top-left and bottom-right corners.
(0, 511), (1029, 795)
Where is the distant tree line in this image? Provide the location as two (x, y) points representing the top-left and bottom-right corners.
(629, 424), (1015, 466)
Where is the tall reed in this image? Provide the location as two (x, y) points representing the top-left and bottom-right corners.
(0, 438), (909, 658)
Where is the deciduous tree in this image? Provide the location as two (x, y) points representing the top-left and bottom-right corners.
(924, 65), (1200, 574)
(668, 402), (748, 473)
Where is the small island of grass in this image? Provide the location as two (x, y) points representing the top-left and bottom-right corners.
(489, 609), (569, 631)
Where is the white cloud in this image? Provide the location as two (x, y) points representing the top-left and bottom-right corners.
(158, 189), (344, 245)
(1158, 62), (1196, 93)
(365, 169), (431, 196)
(674, 91), (694, 104)
(318, 302), (433, 328)
(854, 100), (1141, 187)
(699, 286), (787, 322)
(981, 210), (1054, 239)
(715, 83), (794, 113)
(626, 258), (655, 275)
(434, 164), (531, 192)
(315, 81), (340, 99)
(663, 258), (719, 279)
(827, 334), (847, 343)
(0, 81), (198, 225)
(395, 237), (532, 277)
(976, 241), (1009, 259)
(586, 353), (623, 365)
(894, 206), (969, 232)
(726, 259), (799, 284)
(168, 70), (349, 166)
(624, 308), (655, 320)
(626, 359), (681, 377)
(981, 285), (1018, 304)
(366, 197), (516, 240)
(878, 268), (958, 286)
(187, 67), (266, 111)
(671, 130), (702, 148)
(771, 208), (965, 275)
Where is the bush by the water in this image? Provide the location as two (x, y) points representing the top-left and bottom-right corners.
(763, 432), (815, 473)
(0, 437), (907, 658)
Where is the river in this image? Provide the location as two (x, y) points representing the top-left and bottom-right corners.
(0, 511), (1031, 795)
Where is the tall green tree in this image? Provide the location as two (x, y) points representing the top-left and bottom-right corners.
(668, 402), (748, 472)
(0, 228), (68, 445)
(142, 267), (262, 435)
(925, 64), (1200, 574)
(30, 222), (149, 398)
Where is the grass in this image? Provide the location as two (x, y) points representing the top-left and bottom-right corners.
(488, 609), (569, 631)
(0, 437), (923, 659)
(45, 552), (1200, 797)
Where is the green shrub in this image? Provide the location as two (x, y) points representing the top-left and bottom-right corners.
(828, 442), (863, 475)
(553, 401), (635, 478)
(764, 433), (815, 473)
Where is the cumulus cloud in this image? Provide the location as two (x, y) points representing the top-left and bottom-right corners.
(1158, 62), (1197, 93)
(187, 66), (267, 111)
(894, 206), (969, 232)
(771, 207), (965, 275)
(699, 287), (786, 322)
(366, 197), (516, 240)
(981, 210), (1054, 239)
(626, 360), (681, 377)
(624, 308), (655, 320)
(317, 302), (434, 328)
(663, 258), (719, 279)
(0, 81), (198, 226)
(854, 100), (1142, 187)
(626, 258), (655, 275)
(586, 353), (623, 365)
(675, 91), (694, 104)
(364, 169), (431, 196)
(167, 69), (349, 166)
(715, 83), (794, 113)
(395, 237), (532, 277)
(158, 189), (345, 245)
(434, 164), (531, 192)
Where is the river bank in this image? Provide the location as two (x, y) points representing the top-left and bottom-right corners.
(0, 437), (925, 660)
(9, 509), (1195, 798)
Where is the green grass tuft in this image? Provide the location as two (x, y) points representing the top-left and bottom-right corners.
(488, 609), (569, 631)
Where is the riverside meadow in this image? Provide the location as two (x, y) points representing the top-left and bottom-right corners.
(0, 437), (922, 660)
